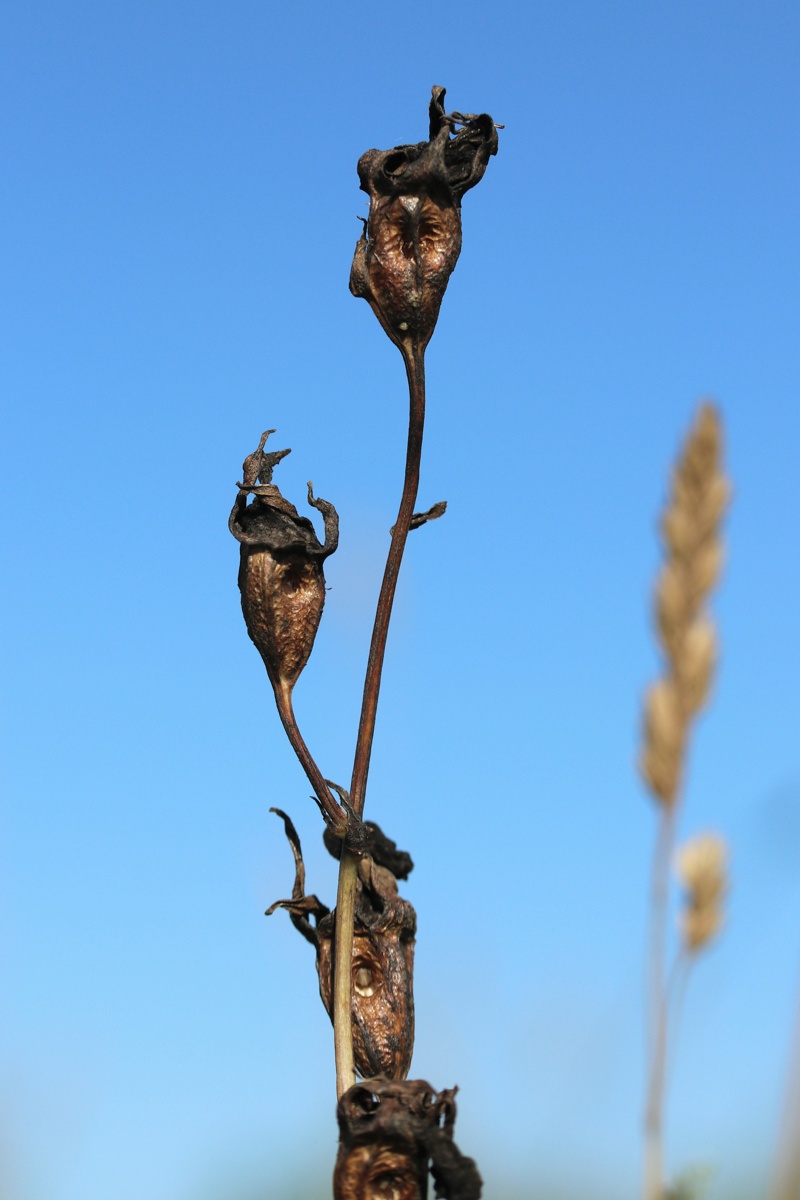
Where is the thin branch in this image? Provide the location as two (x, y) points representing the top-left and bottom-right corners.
(332, 344), (426, 1099)
(644, 805), (677, 1200)
(771, 966), (800, 1200)
(274, 682), (346, 836)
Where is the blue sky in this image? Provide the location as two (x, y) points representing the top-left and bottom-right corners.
(2, 2), (799, 1198)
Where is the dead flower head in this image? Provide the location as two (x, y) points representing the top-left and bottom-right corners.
(267, 809), (416, 1080)
(334, 1078), (482, 1200)
(675, 832), (728, 953)
(229, 431), (338, 699)
(350, 86), (499, 353)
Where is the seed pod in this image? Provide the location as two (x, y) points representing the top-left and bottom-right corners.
(267, 810), (416, 1080)
(317, 853), (416, 1080)
(334, 1078), (482, 1200)
(229, 431), (338, 697)
(350, 86), (498, 353)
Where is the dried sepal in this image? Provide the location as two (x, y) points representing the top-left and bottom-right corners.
(334, 1079), (482, 1200)
(350, 86), (499, 353)
(324, 820), (414, 881)
(229, 431), (339, 696)
(390, 500), (448, 536)
(268, 811), (416, 1080)
(265, 808), (330, 946)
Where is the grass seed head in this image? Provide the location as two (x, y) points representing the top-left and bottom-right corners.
(675, 832), (728, 953)
(640, 403), (730, 808)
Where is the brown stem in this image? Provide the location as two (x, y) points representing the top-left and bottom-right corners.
(644, 804), (677, 1200)
(274, 681), (345, 835)
(333, 344), (426, 1099)
(350, 346), (427, 818)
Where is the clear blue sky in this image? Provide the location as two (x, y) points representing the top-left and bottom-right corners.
(2, 2), (799, 1198)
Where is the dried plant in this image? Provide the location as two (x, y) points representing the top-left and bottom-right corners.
(267, 808), (417, 1081)
(771, 982), (800, 1200)
(334, 1080), (482, 1200)
(230, 88), (498, 1197)
(640, 404), (729, 808)
(675, 833), (727, 955)
(639, 404), (731, 1200)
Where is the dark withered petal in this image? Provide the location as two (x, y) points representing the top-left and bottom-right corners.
(350, 86), (499, 352)
(265, 808), (330, 946)
(356, 86), (498, 205)
(323, 818), (415, 881)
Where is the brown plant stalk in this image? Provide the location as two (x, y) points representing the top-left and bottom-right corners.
(231, 88), (498, 1197)
(334, 87), (498, 1101)
(333, 347), (426, 1095)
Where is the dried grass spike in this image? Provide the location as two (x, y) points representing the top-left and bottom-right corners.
(675, 832), (728, 953)
(639, 403), (730, 810)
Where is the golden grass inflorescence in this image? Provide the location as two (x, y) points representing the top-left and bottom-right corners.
(640, 403), (731, 809)
(641, 402), (731, 1200)
(675, 832), (728, 955)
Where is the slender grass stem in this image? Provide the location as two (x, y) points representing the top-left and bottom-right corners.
(771, 969), (800, 1200)
(332, 344), (426, 1099)
(644, 804), (677, 1200)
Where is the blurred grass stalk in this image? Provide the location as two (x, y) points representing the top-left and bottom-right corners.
(639, 404), (730, 1200)
(771, 981), (800, 1200)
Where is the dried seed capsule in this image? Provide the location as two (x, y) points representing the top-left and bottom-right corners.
(317, 854), (417, 1080)
(229, 431), (338, 697)
(350, 86), (498, 353)
(334, 1079), (482, 1200)
(267, 810), (416, 1080)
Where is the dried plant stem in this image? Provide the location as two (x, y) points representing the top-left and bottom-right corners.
(639, 404), (730, 1200)
(771, 973), (800, 1200)
(644, 806), (676, 1200)
(274, 683), (344, 834)
(333, 346), (426, 1098)
(350, 348), (427, 817)
(646, 918), (694, 1200)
